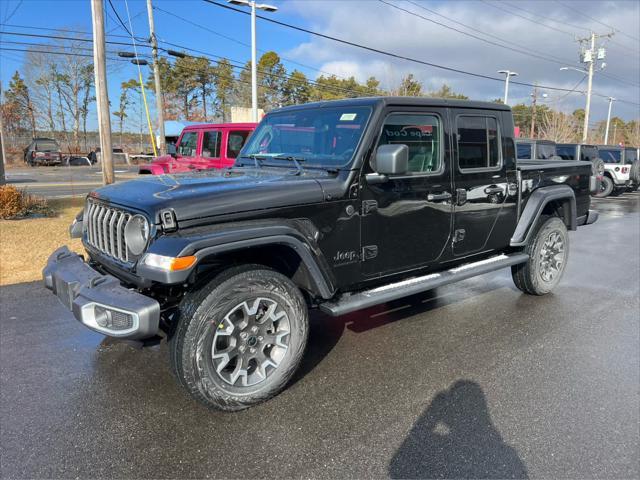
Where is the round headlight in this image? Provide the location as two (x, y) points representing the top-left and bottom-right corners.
(124, 214), (150, 256)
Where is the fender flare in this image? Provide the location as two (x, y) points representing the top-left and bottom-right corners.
(138, 225), (335, 299)
(510, 185), (576, 247)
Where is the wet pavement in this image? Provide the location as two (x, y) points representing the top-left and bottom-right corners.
(1, 192), (639, 479)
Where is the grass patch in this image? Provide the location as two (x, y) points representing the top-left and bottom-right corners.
(0, 197), (85, 286)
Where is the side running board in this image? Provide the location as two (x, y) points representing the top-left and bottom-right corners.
(319, 253), (529, 317)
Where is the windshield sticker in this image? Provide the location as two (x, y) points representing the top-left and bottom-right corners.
(340, 113), (357, 121)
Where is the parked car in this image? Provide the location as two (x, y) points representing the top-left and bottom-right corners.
(23, 138), (62, 166)
(44, 97), (598, 411)
(556, 143), (605, 195)
(515, 138), (558, 160)
(88, 147), (126, 165)
(138, 123), (257, 174)
(624, 146), (639, 191)
(596, 145), (631, 197)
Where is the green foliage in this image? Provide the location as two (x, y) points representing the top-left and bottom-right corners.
(427, 84), (468, 99)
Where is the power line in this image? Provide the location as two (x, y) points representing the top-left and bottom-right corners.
(0, 30), (150, 49)
(202, 0), (640, 106)
(107, 0), (132, 36)
(0, 46), (124, 61)
(555, 0), (640, 44)
(0, 22), (148, 42)
(152, 5), (353, 83)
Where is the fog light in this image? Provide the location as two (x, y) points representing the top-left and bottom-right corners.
(93, 306), (134, 331)
(95, 306), (109, 327)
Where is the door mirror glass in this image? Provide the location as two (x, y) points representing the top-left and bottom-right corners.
(374, 144), (408, 175)
(167, 143), (177, 156)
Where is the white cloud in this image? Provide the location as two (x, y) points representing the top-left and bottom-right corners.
(281, 0), (640, 120)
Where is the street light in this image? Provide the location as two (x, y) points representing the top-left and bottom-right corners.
(604, 97), (615, 145)
(497, 70), (518, 105)
(228, 0), (278, 122)
(560, 66), (592, 143)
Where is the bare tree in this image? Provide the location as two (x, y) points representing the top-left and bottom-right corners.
(539, 110), (578, 143)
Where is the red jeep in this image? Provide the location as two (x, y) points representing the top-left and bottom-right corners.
(139, 123), (256, 174)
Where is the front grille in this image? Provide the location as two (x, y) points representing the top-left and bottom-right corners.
(86, 199), (132, 262)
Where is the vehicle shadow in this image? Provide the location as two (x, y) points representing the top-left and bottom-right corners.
(290, 280), (508, 387)
(388, 380), (528, 479)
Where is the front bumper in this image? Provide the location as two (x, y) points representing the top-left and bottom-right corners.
(43, 246), (160, 339)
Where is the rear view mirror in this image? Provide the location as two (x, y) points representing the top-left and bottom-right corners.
(374, 144), (408, 175)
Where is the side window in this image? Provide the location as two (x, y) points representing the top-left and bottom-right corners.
(517, 143), (531, 160)
(227, 130), (251, 159)
(536, 143), (556, 160)
(556, 145), (574, 160)
(581, 146), (597, 162)
(177, 132), (198, 156)
(202, 131), (222, 158)
(457, 116), (500, 170)
(377, 113), (441, 174)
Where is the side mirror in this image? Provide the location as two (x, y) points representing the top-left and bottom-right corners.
(373, 144), (409, 175)
(167, 143), (177, 157)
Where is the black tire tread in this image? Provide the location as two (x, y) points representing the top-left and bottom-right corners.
(169, 264), (308, 411)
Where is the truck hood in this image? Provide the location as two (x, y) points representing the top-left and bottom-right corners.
(91, 167), (328, 223)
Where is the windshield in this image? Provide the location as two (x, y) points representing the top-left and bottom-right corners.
(624, 148), (638, 164)
(599, 148), (622, 163)
(536, 143), (556, 159)
(35, 140), (59, 151)
(556, 145), (576, 160)
(240, 106), (372, 168)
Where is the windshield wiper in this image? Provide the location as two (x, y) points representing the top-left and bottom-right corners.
(273, 155), (306, 175)
(238, 153), (270, 169)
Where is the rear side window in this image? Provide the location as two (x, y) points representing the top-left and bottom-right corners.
(177, 131), (198, 156)
(457, 116), (500, 170)
(516, 143), (532, 160)
(227, 130), (251, 159)
(581, 146), (598, 162)
(556, 145), (576, 160)
(536, 143), (556, 160)
(36, 140), (60, 151)
(202, 131), (222, 158)
(624, 148), (637, 164)
(378, 113), (442, 174)
(599, 149), (622, 164)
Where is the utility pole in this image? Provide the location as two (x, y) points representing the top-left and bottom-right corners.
(604, 96), (615, 145)
(582, 32), (596, 143)
(146, 0), (165, 156)
(91, 0), (114, 184)
(612, 123), (617, 146)
(570, 31), (614, 143)
(0, 80), (7, 185)
(530, 84), (538, 138)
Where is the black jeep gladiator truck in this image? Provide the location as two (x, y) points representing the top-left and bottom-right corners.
(44, 97), (598, 411)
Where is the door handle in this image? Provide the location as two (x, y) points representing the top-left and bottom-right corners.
(427, 192), (452, 201)
(484, 186), (504, 195)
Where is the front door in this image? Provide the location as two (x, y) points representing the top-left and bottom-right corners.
(360, 109), (454, 277)
(450, 111), (516, 257)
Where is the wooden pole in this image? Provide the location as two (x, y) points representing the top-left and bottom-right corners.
(147, 0), (166, 156)
(0, 80), (7, 185)
(91, 0), (114, 185)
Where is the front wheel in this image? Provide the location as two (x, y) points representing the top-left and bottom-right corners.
(512, 216), (569, 295)
(169, 265), (309, 411)
(595, 175), (613, 197)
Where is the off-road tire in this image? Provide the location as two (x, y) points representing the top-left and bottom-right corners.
(511, 216), (569, 295)
(169, 265), (309, 411)
(595, 175), (614, 197)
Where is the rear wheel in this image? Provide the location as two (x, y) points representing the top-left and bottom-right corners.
(595, 175), (613, 197)
(169, 265), (309, 411)
(512, 216), (569, 295)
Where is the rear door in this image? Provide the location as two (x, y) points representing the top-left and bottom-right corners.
(360, 108), (454, 277)
(451, 111), (517, 257)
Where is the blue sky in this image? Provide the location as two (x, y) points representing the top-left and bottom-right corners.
(1, 0), (638, 132)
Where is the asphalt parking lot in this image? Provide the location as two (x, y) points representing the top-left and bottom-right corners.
(1, 192), (638, 479)
(4, 165), (139, 198)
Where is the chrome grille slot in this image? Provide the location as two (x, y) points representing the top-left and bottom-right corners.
(85, 199), (132, 263)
